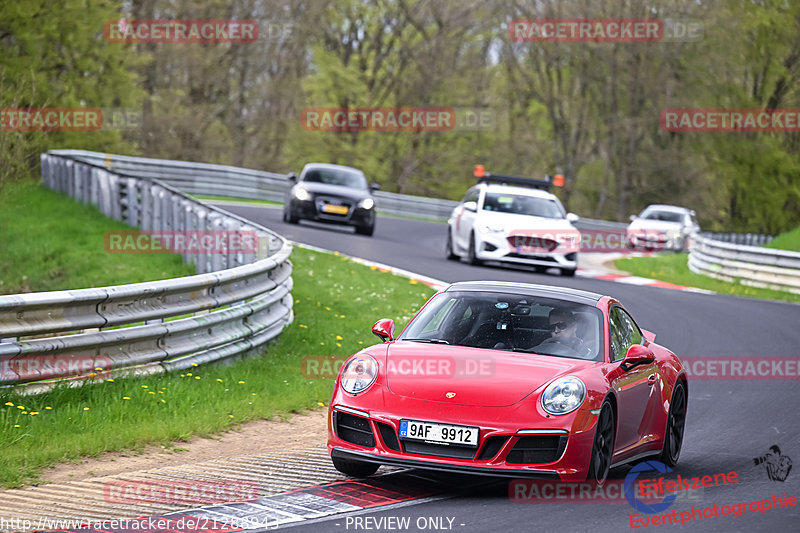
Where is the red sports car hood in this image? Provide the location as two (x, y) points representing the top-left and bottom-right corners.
(384, 342), (595, 407)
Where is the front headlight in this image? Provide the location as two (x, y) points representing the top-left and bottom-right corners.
(541, 376), (586, 415)
(340, 355), (378, 394)
(479, 224), (505, 234)
(358, 198), (374, 210)
(293, 187), (310, 201)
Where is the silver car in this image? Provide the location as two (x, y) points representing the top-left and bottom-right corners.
(626, 205), (700, 252)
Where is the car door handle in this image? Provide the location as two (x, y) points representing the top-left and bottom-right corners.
(647, 374), (657, 386)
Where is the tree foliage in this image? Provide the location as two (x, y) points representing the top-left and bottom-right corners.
(2, 0), (799, 233)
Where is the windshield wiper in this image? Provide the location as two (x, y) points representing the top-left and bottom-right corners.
(403, 338), (450, 344)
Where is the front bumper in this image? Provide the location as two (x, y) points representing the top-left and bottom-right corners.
(327, 403), (598, 481)
(290, 198), (374, 227)
(474, 232), (578, 269)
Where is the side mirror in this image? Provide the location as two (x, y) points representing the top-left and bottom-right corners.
(463, 201), (478, 213)
(287, 172), (297, 183)
(621, 344), (655, 370)
(370, 183), (381, 191)
(629, 215), (637, 222)
(372, 318), (395, 342)
(566, 212), (580, 223)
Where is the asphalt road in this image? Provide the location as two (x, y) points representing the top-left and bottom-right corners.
(221, 204), (800, 533)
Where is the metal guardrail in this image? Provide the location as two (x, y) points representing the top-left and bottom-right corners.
(46, 150), (628, 225)
(0, 153), (293, 389)
(688, 233), (800, 294)
(700, 231), (774, 246)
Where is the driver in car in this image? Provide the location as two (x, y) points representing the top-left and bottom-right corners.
(539, 309), (592, 358)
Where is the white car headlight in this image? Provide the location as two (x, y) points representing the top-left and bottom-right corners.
(358, 198), (375, 210)
(541, 376), (586, 415)
(479, 224), (505, 234)
(294, 187), (310, 201)
(340, 355), (378, 394)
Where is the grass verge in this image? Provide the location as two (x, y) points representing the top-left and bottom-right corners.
(615, 253), (800, 303)
(0, 246), (435, 488)
(0, 180), (195, 294)
(764, 225), (800, 252)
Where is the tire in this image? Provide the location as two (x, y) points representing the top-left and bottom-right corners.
(587, 400), (615, 486)
(332, 456), (379, 478)
(659, 382), (686, 467)
(284, 205), (299, 224)
(446, 230), (458, 260)
(467, 232), (482, 266)
(560, 267), (576, 277)
(355, 223), (374, 236)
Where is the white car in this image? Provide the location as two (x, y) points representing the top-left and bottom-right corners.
(446, 174), (581, 276)
(626, 205), (700, 252)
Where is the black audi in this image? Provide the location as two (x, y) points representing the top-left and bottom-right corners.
(283, 163), (378, 236)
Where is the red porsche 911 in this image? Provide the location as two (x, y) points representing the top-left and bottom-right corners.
(327, 281), (688, 484)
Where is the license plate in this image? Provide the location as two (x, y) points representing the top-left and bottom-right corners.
(399, 419), (479, 447)
(322, 204), (349, 215)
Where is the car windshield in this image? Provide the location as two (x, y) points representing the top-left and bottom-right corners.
(399, 291), (603, 361)
(482, 193), (563, 218)
(641, 210), (684, 223)
(303, 168), (367, 189)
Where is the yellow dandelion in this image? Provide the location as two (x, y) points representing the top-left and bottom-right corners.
(13, 425), (20, 428)
(107, 378), (115, 382)
(180, 374), (185, 377)
(251, 393), (257, 396)
(192, 363), (198, 367)
(340, 315), (346, 319)
(325, 306), (331, 311)
(358, 341), (364, 345)
(21, 411), (27, 415)
(336, 335), (343, 341)
(141, 385), (149, 389)
(317, 402), (325, 407)
(195, 376), (201, 380)
(95, 367), (103, 371)
(158, 391), (164, 394)
(336, 343), (342, 347)
(216, 378), (223, 383)
(186, 372), (192, 377)
(320, 342), (325, 345)
(228, 414), (234, 418)
(30, 412), (39, 416)
(160, 399), (166, 404)
(299, 324), (308, 328)
(4, 402), (13, 407)
(370, 265), (377, 270)
(45, 406), (52, 410)
(83, 407), (90, 411)
(410, 279), (418, 284)
(317, 301), (321, 306)
(122, 397), (130, 400)
(148, 391), (155, 395)
(238, 381), (245, 384)
(88, 372), (97, 378)
(16, 405), (25, 410)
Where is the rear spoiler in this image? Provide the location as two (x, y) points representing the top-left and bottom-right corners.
(474, 165), (563, 191)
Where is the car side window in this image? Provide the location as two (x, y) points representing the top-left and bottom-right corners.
(461, 188), (479, 204)
(609, 306), (643, 361)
